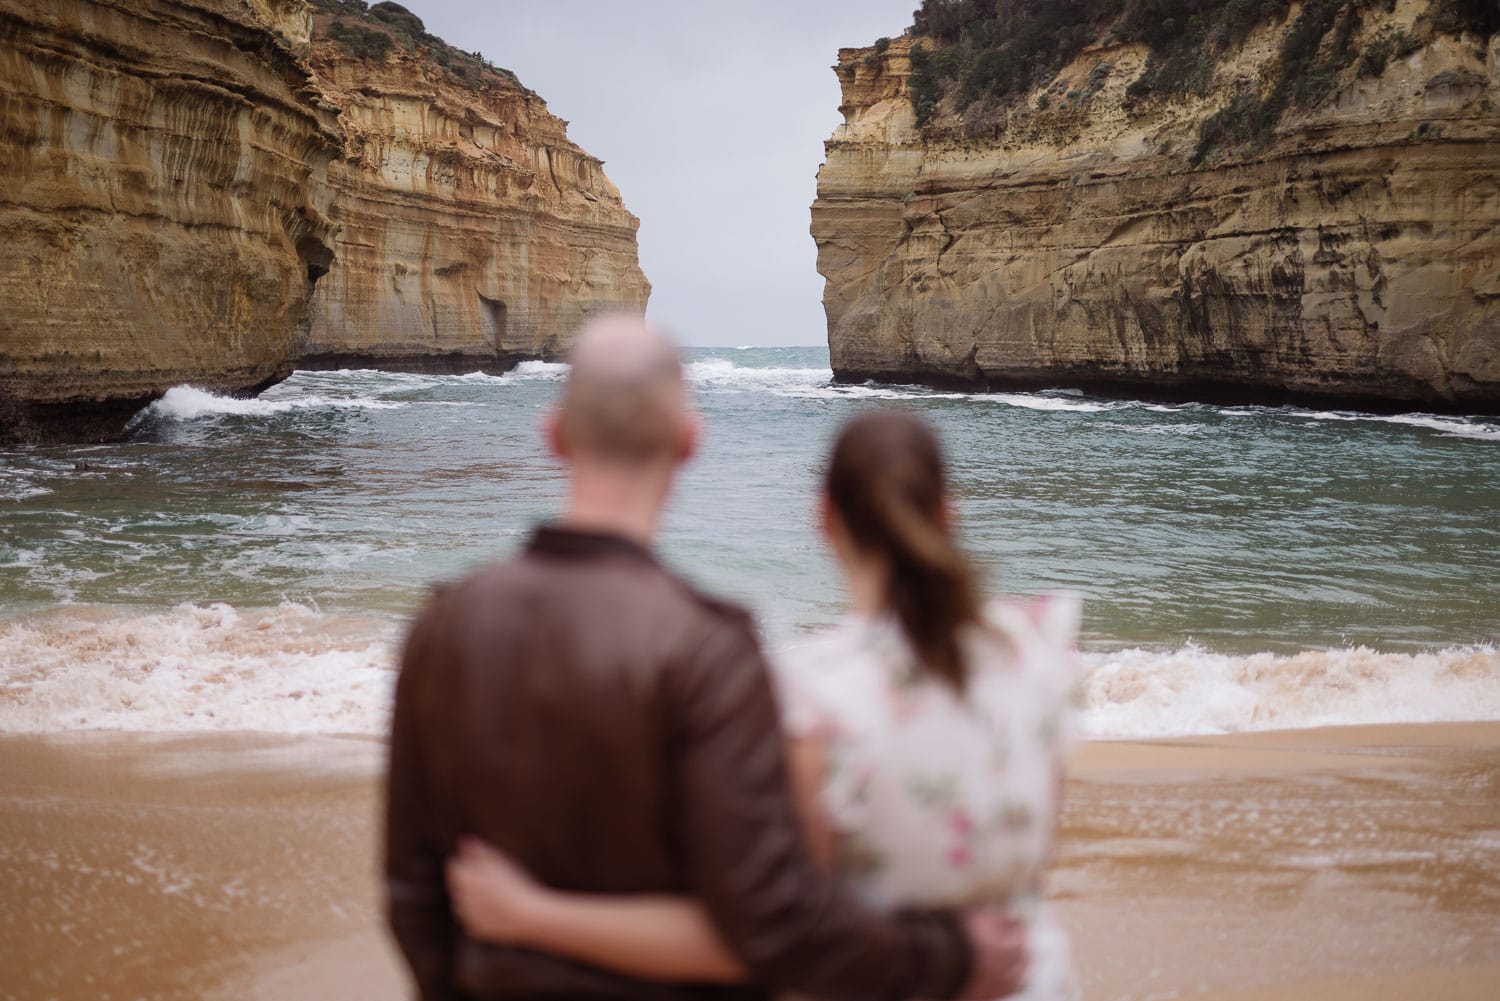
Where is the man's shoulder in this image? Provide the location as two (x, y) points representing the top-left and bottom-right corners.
(411, 548), (757, 642)
(671, 576), (756, 633)
(620, 562), (761, 661)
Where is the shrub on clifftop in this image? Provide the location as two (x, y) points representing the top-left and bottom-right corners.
(903, 0), (1498, 152)
(369, 1), (424, 37)
(326, 20), (393, 61)
(310, 0), (529, 92)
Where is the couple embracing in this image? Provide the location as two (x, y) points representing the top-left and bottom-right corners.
(386, 316), (1083, 1001)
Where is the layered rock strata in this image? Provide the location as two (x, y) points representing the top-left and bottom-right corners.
(299, 18), (649, 372)
(814, 3), (1500, 412)
(0, 1), (650, 442)
(0, 0), (339, 440)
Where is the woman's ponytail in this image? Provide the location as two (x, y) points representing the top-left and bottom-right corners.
(825, 411), (982, 690)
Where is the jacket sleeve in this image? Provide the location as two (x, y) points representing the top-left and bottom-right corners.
(666, 617), (971, 1001)
(385, 593), (460, 1001)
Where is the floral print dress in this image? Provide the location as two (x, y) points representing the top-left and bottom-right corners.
(772, 595), (1084, 1001)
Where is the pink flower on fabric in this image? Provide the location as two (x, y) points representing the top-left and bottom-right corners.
(948, 807), (975, 837)
(884, 683), (923, 723)
(947, 808), (975, 868)
(1025, 594), (1053, 626)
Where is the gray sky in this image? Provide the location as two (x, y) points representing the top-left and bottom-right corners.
(411, 1), (917, 346)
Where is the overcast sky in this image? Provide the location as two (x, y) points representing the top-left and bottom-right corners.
(410, 1), (917, 346)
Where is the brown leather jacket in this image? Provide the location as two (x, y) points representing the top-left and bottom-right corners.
(385, 526), (972, 1001)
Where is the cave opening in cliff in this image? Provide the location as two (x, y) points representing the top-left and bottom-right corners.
(478, 293), (508, 352)
(297, 237), (334, 287)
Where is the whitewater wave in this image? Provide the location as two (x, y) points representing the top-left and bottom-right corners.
(685, 358), (832, 390)
(283, 369), (455, 392)
(504, 360), (569, 381)
(990, 393), (1121, 414)
(0, 604), (397, 734)
(1287, 409), (1500, 442)
(1080, 643), (1500, 738)
(775, 383), (969, 402)
(1, 467), (54, 502)
(2, 604), (1495, 738)
(678, 360), (1500, 434)
(122, 365), (1500, 443)
(130, 385), (407, 425)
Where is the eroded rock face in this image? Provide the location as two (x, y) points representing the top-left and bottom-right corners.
(0, 0), (339, 439)
(299, 23), (650, 372)
(814, 5), (1500, 412)
(0, 1), (650, 441)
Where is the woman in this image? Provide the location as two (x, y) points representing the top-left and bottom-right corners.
(446, 409), (1083, 998)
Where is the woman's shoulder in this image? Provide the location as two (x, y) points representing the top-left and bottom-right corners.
(773, 616), (871, 672)
(969, 594), (1087, 752)
(981, 593), (1081, 647)
(968, 593), (1083, 684)
(768, 615), (898, 735)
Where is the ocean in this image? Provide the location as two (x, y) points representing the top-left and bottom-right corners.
(2, 346), (1497, 739)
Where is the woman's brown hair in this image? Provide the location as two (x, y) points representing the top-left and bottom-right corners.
(824, 410), (983, 690)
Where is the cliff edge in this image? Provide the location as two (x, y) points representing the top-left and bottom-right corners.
(0, 0), (340, 440)
(0, 0), (649, 442)
(300, 2), (649, 371)
(813, 0), (1500, 412)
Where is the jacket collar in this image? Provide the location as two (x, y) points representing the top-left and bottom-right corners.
(527, 523), (659, 565)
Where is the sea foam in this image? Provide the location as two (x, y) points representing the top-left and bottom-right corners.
(1, 604), (1495, 738)
(1287, 408), (1500, 442)
(505, 360), (570, 381)
(133, 385), (405, 425)
(123, 366), (1500, 445)
(0, 604), (397, 734)
(1079, 643), (1500, 738)
(686, 358), (834, 390)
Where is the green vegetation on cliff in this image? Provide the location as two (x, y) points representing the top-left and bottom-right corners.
(904, 0), (1499, 152)
(311, 0), (527, 91)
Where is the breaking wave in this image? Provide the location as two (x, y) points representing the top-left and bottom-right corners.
(1079, 643), (1500, 738)
(130, 385), (406, 425)
(119, 363), (1500, 442)
(2, 604), (1495, 738)
(504, 360), (569, 381)
(0, 604), (397, 734)
(1286, 408), (1500, 442)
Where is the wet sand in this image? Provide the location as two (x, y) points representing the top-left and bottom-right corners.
(2, 723), (1497, 1001)
(1060, 725), (1500, 999)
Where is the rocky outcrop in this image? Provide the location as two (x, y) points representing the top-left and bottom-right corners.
(0, 0), (340, 440)
(813, 1), (1500, 412)
(298, 12), (649, 371)
(0, 0), (649, 442)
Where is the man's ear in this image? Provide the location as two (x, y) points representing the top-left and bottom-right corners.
(817, 492), (837, 543)
(542, 410), (568, 460)
(676, 413), (700, 464)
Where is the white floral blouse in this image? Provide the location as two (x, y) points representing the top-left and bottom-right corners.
(771, 595), (1084, 1001)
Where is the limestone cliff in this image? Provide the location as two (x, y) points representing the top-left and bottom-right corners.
(0, 0), (339, 440)
(299, 7), (649, 371)
(0, 0), (649, 442)
(814, 0), (1500, 412)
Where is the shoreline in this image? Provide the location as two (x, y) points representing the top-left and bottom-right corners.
(2, 722), (1497, 1000)
(828, 367), (1500, 420)
(3, 600), (1494, 737)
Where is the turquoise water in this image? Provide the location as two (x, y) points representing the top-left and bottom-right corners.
(2, 346), (1497, 736)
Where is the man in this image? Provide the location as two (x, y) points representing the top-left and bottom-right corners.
(385, 315), (1027, 1001)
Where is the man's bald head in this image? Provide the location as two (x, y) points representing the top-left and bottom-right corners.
(554, 314), (693, 465)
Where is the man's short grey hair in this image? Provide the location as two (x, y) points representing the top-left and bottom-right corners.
(558, 314), (688, 461)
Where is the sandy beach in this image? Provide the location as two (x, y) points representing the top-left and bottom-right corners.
(3, 723), (1497, 1001)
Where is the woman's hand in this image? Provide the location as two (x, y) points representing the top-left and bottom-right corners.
(445, 837), (546, 945)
